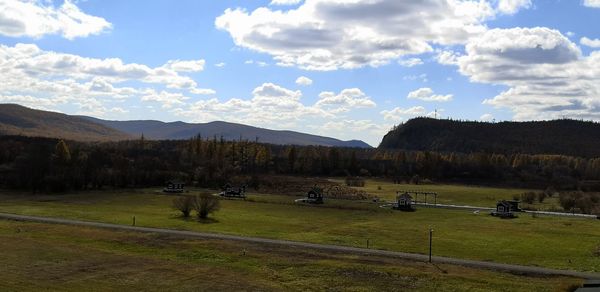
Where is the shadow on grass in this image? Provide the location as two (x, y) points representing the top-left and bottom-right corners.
(170, 214), (219, 224)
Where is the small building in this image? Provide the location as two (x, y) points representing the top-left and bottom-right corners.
(163, 181), (185, 193)
(492, 200), (520, 218)
(219, 184), (246, 199)
(394, 192), (414, 211)
(295, 187), (324, 204)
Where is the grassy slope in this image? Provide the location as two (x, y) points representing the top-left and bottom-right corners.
(0, 220), (580, 291)
(0, 188), (599, 272)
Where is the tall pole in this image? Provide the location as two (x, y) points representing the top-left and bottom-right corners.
(429, 227), (433, 263)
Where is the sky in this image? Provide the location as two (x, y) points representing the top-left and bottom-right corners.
(0, 0), (599, 146)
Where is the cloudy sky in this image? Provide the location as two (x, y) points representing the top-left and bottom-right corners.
(1, 0), (599, 146)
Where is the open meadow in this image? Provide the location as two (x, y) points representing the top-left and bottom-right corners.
(0, 185), (599, 273)
(0, 220), (580, 291)
(332, 178), (562, 210)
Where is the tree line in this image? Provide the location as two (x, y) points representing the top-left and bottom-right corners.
(2, 135), (600, 193)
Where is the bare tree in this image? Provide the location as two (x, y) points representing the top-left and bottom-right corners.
(193, 194), (220, 219)
(172, 195), (193, 218)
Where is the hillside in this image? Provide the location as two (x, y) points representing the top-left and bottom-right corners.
(83, 117), (371, 148)
(379, 118), (600, 157)
(0, 104), (132, 141)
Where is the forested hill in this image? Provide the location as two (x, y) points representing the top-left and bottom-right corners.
(379, 118), (600, 158)
(0, 104), (132, 142)
(82, 117), (372, 148)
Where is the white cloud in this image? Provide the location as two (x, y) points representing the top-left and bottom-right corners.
(269, 0), (302, 6)
(215, 62), (226, 67)
(496, 0), (531, 15)
(0, 0), (111, 39)
(455, 27), (600, 120)
(583, 0), (600, 8)
(398, 58), (423, 67)
(295, 76), (313, 86)
(480, 113), (494, 121)
(316, 88), (376, 112)
(581, 37), (600, 48)
(0, 43), (213, 115)
(141, 90), (189, 109)
(407, 87), (453, 102)
(436, 50), (461, 65)
(380, 106), (426, 122)
(216, 0), (496, 70)
(163, 59), (205, 72)
(190, 88), (216, 95)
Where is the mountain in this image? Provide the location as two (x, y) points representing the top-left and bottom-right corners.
(379, 117), (600, 157)
(83, 117), (372, 148)
(0, 104), (132, 141)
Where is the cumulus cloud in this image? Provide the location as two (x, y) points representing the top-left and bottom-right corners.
(163, 59), (206, 72)
(581, 37), (600, 48)
(316, 88), (376, 113)
(0, 43), (213, 115)
(0, 0), (111, 39)
(380, 106), (427, 122)
(455, 27), (600, 120)
(216, 0), (496, 70)
(496, 0), (532, 14)
(407, 87), (453, 102)
(583, 0), (600, 8)
(295, 76), (313, 86)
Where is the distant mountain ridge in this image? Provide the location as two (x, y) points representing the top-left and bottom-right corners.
(82, 117), (371, 148)
(0, 104), (371, 148)
(379, 117), (600, 157)
(0, 104), (132, 141)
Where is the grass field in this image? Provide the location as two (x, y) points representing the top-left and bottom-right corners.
(0, 220), (582, 291)
(0, 187), (599, 273)
(333, 179), (562, 210)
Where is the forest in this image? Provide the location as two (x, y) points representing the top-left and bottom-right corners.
(380, 118), (600, 158)
(2, 134), (600, 193)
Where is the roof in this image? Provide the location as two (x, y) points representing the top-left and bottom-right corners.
(398, 193), (413, 199)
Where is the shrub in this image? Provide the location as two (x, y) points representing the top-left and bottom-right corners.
(172, 195), (193, 218)
(520, 192), (536, 204)
(537, 192), (547, 203)
(192, 194), (220, 219)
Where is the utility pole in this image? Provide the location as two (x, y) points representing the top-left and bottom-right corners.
(429, 227), (434, 263)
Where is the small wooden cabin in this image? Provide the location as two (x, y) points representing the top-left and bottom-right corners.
(306, 187), (324, 204)
(395, 192), (414, 211)
(219, 184), (246, 199)
(492, 200), (520, 218)
(164, 181), (185, 193)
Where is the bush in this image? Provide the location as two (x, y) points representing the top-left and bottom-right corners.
(536, 192), (547, 203)
(345, 176), (365, 187)
(172, 195), (193, 218)
(520, 192), (536, 204)
(192, 194), (220, 219)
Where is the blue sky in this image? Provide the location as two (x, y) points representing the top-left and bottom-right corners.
(1, 0), (599, 146)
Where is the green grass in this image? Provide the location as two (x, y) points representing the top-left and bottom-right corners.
(0, 220), (581, 291)
(0, 188), (599, 272)
(333, 178), (562, 210)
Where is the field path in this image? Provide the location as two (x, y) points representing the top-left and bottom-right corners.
(1, 212), (598, 280)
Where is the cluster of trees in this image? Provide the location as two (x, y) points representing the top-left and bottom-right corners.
(558, 191), (600, 214)
(172, 194), (220, 219)
(2, 135), (600, 193)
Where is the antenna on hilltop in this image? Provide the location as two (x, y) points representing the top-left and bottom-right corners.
(434, 109), (438, 119)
